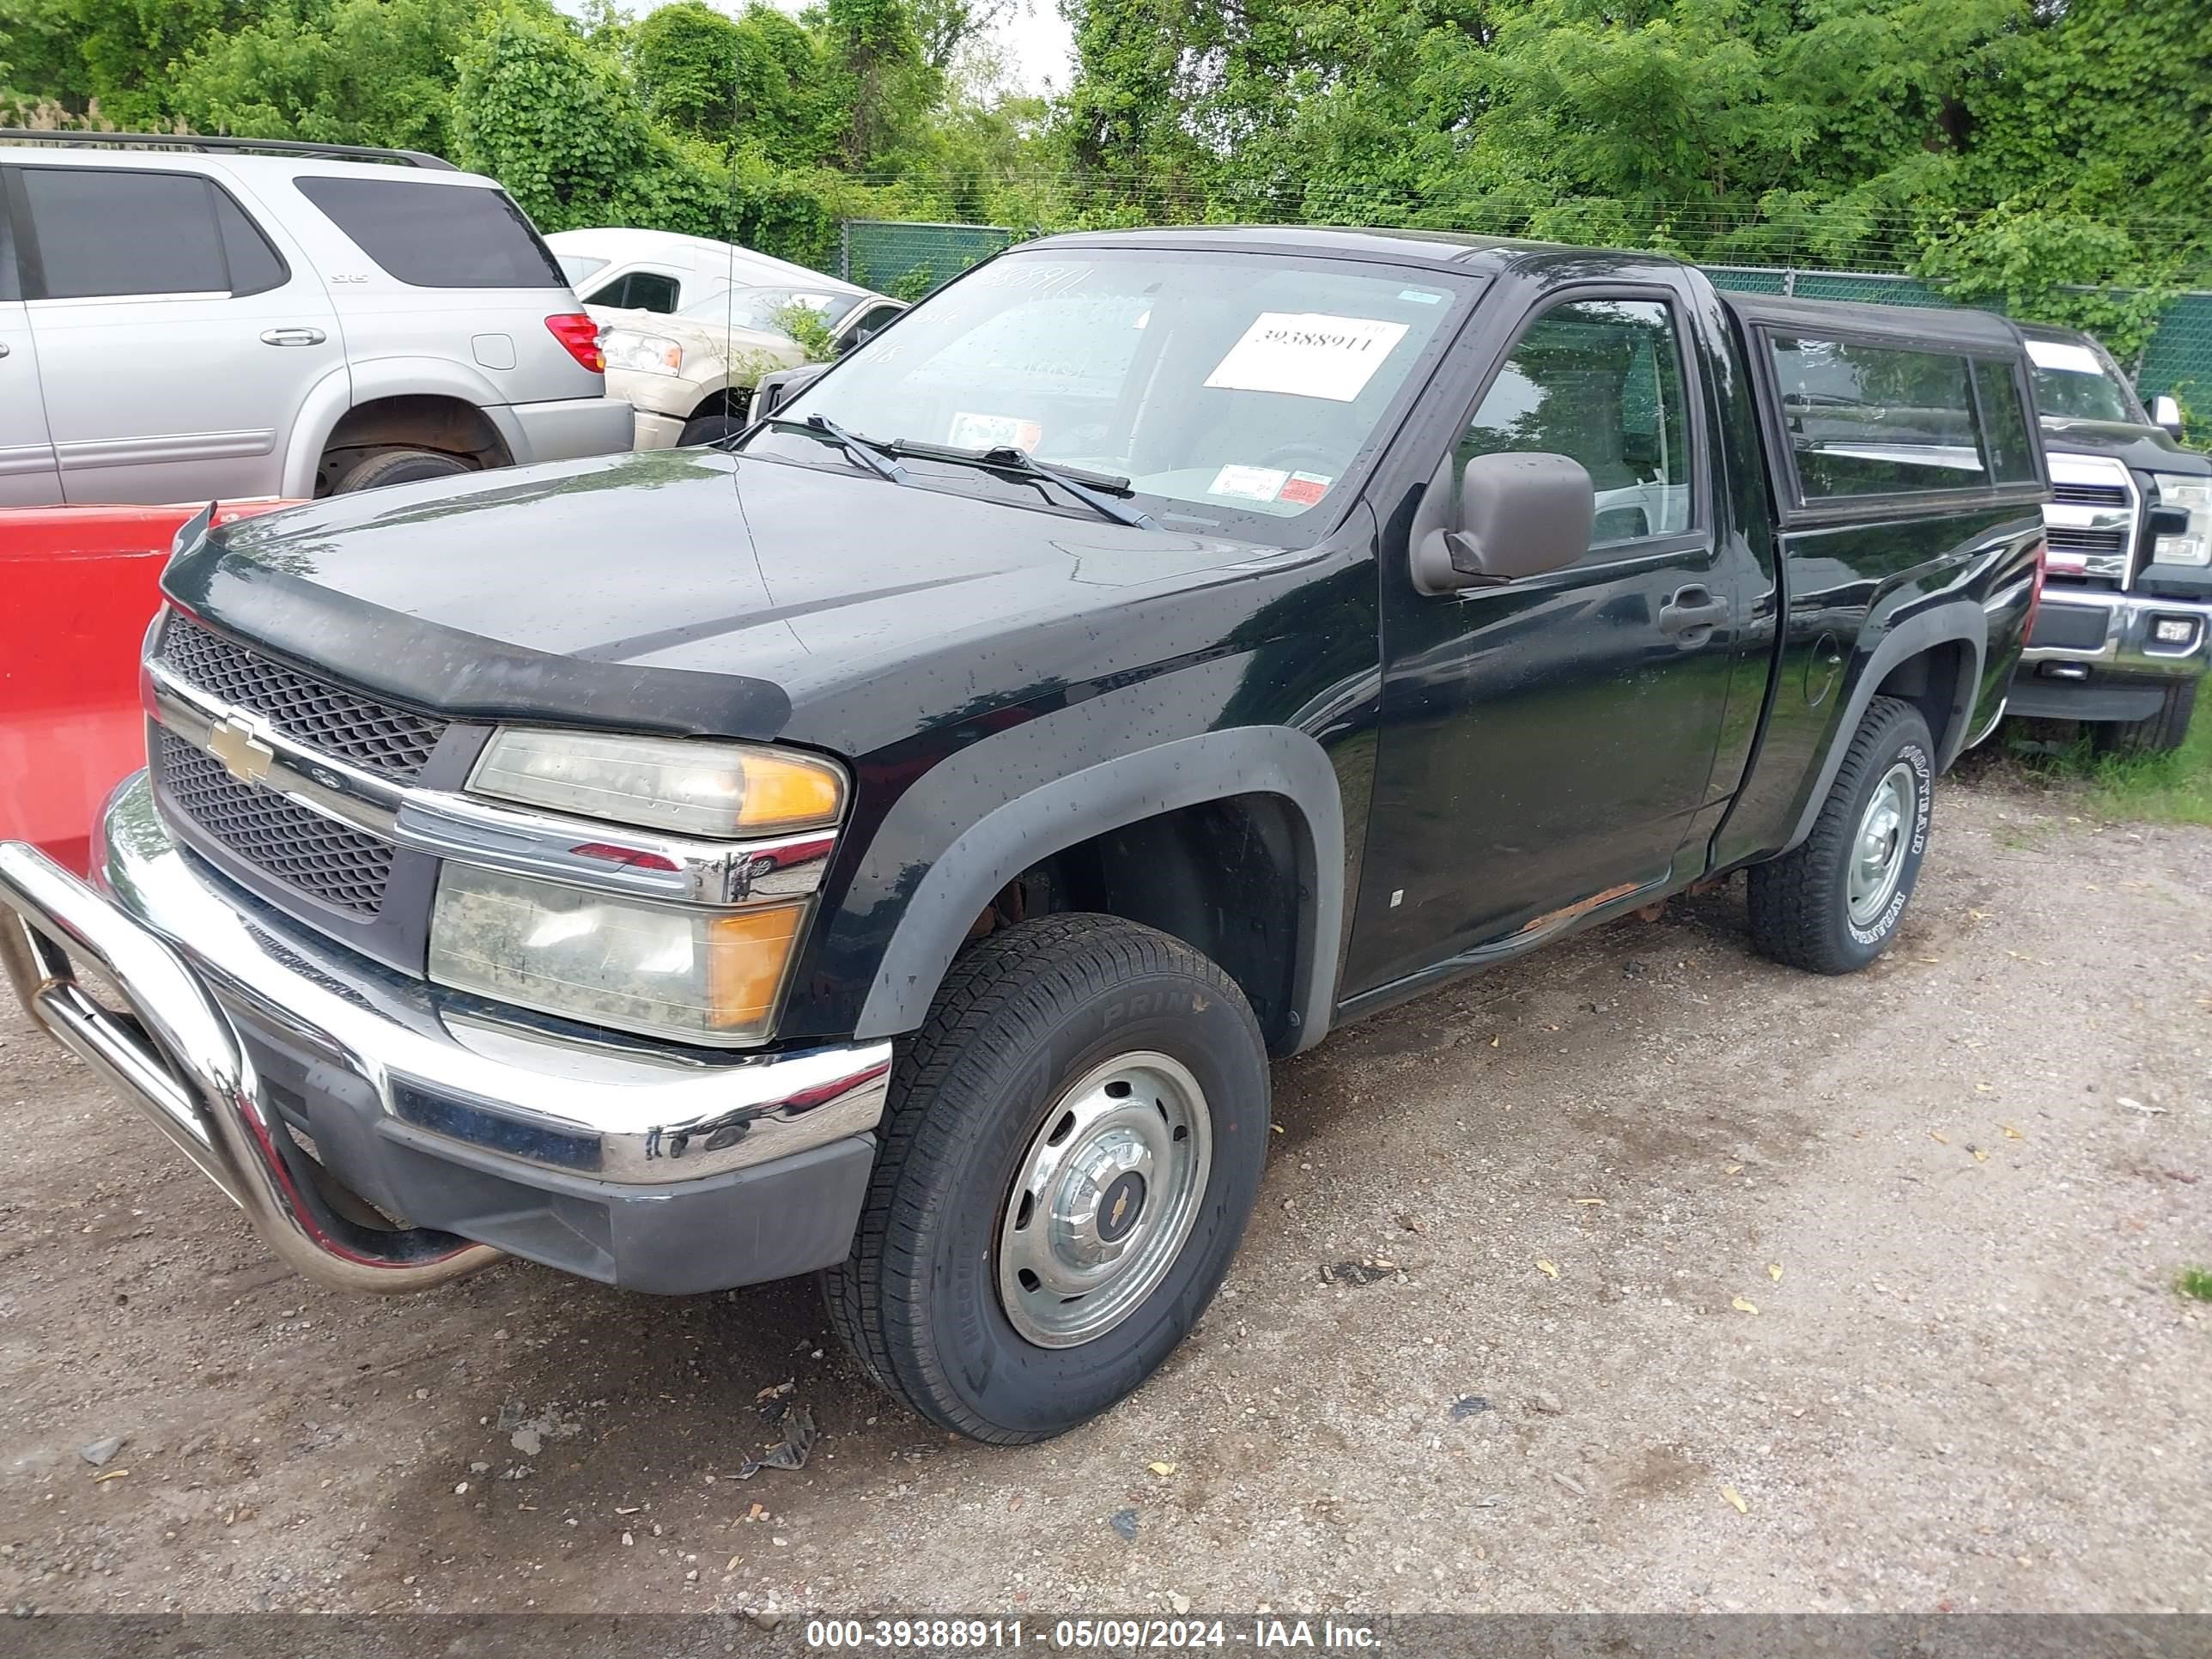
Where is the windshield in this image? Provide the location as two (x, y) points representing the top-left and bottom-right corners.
(2027, 337), (2139, 423)
(739, 249), (1474, 539)
(678, 285), (864, 333)
(556, 252), (610, 286)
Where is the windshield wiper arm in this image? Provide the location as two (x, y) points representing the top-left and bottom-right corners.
(765, 414), (908, 486)
(889, 440), (1157, 530)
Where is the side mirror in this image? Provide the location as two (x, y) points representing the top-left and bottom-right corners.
(2153, 393), (2185, 440)
(753, 362), (830, 420)
(1411, 452), (1595, 595)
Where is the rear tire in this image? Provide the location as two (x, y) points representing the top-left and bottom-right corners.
(2092, 680), (2197, 755)
(332, 447), (471, 493)
(823, 914), (1269, 1443)
(1747, 696), (1934, 975)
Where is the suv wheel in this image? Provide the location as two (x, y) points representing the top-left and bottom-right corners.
(332, 447), (471, 493)
(1747, 695), (1934, 975)
(2093, 680), (2197, 756)
(824, 914), (1269, 1443)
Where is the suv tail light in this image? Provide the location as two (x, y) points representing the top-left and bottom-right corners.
(2024, 534), (2047, 641)
(545, 313), (605, 373)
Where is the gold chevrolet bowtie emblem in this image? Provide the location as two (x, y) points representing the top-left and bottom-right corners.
(1110, 1189), (1130, 1228)
(208, 714), (275, 785)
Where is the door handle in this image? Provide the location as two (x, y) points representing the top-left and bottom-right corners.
(259, 327), (326, 347)
(0, 341), (9, 358)
(1658, 586), (1729, 639)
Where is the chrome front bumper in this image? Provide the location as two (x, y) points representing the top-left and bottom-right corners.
(2021, 588), (2212, 680)
(0, 775), (892, 1294)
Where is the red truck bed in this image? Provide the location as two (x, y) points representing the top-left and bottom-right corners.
(0, 502), (298, 874)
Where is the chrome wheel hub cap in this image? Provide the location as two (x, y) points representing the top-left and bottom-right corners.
(997, 1052), (1212, 1349)
(1847, 761), (1917, 926)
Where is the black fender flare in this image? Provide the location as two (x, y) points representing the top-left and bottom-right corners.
(854, 727), (1346, 1054)
(1785, 602), (1986, 851)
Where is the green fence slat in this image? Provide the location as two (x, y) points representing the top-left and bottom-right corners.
(842, 220), (1017, 300)
(2137, 293), (2212, 409)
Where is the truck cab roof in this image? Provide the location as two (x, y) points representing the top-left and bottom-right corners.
(1028, 224), (1615, 273)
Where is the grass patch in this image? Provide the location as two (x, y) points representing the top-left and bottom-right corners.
(1987, 709), (2212, 826)
(2179, 1267), (2212, 1304)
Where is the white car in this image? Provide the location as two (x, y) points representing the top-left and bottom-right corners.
(594, 282), (905, 448)
(547, 226), (841, 319)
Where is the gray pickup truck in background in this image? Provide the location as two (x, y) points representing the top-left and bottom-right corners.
(2011, 323), (2211, 751)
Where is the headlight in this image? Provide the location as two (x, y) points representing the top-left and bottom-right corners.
(602, 329), (684, 375)
(428, 866), (804, 1043)
(2150, 475), (2212, 567)
(470, 730), (844, 837)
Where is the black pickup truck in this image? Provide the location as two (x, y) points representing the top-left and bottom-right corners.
(0, 229), (2048, 1443)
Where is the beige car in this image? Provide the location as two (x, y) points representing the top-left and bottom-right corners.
(594, 282), (906, 447)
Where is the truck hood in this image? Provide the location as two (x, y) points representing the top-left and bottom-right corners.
(162, 447), (1313, 757)
(2039, 417), (2211, 477)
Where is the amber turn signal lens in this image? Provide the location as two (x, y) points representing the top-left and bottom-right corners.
(706, 903), (807, 1030)
(735, 750), (844, 831)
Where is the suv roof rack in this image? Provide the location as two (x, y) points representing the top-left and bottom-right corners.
(0, 129), (458, 171)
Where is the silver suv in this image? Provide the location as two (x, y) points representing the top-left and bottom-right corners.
(0, 132), (632, 506)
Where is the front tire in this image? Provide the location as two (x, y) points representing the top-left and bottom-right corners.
(1747, 696), (1934, 975)
(2092, 680), (2197, 756)
(823, 915), (1269, 1443)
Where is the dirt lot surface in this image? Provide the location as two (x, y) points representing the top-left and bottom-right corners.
(3, 777), (2209, 1621)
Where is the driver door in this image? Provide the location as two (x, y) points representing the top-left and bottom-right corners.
(1346, 280), (1742, 995)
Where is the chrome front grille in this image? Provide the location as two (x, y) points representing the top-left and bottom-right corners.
(156, 732), (395, 916)
(2043, 455), (2140, 587)
(161, 616), (447, 781)
(2051, 481), (2129, 508)
(2046, 525), (2130, 562)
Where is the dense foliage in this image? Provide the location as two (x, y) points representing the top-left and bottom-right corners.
(0, 0), (2204, 354)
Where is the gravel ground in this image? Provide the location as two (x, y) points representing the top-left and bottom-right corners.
(2, 777), (2208, 1620)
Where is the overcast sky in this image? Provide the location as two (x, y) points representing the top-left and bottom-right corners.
(965, 0), (1078, 94)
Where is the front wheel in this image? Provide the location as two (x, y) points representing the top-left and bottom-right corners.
(1747, 695), (1934, 975)
(2092, 680), (2197, 756)
(823, 915), (1270, 1443)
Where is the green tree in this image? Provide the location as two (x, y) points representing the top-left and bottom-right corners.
(171, 0), (484, 156)
(819, 0), (942, 168)
(451, 3), (716, 229)
(631, 0), (839, 164)
(0, 0), (283, 124)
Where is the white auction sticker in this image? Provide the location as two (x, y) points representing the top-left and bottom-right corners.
(1207, 464), (1290, 501)
(948, 411), (1044, 452)
(2027, 339), (2102, 375)
(1205, 313), (1411, 403)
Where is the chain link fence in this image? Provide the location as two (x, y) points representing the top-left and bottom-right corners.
(839, 220), (1017, 301)
(836, 227), (2212, 422)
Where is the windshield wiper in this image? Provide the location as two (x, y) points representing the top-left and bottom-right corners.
(765, 414), (908, 486)
(888, 440), (1157, 530)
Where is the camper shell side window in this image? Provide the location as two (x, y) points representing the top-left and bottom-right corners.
(1725, 294), (2048, 526)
